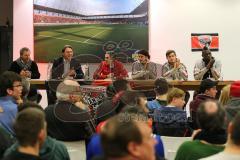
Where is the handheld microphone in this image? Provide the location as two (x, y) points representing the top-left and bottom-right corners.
(110, 61), (114, 79)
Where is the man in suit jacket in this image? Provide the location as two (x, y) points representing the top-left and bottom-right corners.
(51, 45), (84, 79)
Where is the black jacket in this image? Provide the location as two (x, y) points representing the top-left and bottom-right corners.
(44, 101), (94, 141)
(9, 61), (40, 79)
(51, 57), (84, 79)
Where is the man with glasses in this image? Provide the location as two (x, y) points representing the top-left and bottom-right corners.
(0, 71), (23, 135)
(93, 51), (128, 80)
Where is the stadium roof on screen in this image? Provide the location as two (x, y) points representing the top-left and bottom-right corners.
(34, 0), (145, 15)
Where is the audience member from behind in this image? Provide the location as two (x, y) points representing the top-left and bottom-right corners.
(132, 49), (157, 80)
(175, 100), (226, 160)
(2, 108), (46, 160)
(194, 46), (221, 80)
(93, 51), (128, 80)
(113, 90), (149, 114)
(147, 78), (169, 112)
(51, 45), (84, 79)
(201, 112), (240, 160)
(225, 81), (240, 123)
(190, 79), (218, 129)
(162, 50), (188, 80)
(87, 106), (165, 160)
(97, 114), (157, 160)
(0, 71), (23, 135)
(4, 102), (70, 160)
(9, 47), (40, 79)
(153, 88), (189, 136)
(219, 84), (231, 106)
(45, 79), (94, 141)
(96, 79), (131, 123)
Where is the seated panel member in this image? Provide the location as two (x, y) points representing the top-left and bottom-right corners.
(162, 50), (188, 80)
(51, 45), (84, 79)
(93, 51), (128, 80)
(9, 47), (40, 79)
(194, 46), (221, 80)
(132, 49), (157, 80)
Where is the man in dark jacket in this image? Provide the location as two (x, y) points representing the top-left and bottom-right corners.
(9, 47), (40, 79)
(51, 45), (84, 79)
(45, 79), (94, 141)
(190, 79), (218, 129)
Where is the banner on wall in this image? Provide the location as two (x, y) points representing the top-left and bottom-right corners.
(191, 33), (219, 52)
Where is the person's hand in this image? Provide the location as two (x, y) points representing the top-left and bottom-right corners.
(207, 58), (215, 69)
(144, 59), (150, 70)
(191, 129), (202, 139)
(175, 58), (180, 69)
(107, 73), (114, 78)
(19, 70), (25, 77)
(67, 68), (76, 77)
(25, 71), (31, 78)
(20, 70), (27, 77)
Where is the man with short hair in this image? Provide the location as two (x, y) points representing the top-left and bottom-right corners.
(162, 50), (188, 80)
(190, 79), (218, 129)
(2, 108), (46, 160)
(4, 102), (70, 160)
(162, 50), (190, 107)
(99, 114), (157, 160)
(132, 49), (157, 80)
(201, 112), (240, 160)
(194, 47), (221, 80)
(45, 79), (94, 141)
(51, 45), (84, 79)
(0, 71), (23, 135)
(147, 78), (169, 111)
(9, 47), (40, 79)
(175, 100), (226, 160)
(93, 51), (128, 79)
(153, 88), (189, 136)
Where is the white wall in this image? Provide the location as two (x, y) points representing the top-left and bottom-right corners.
(14, 0), (240, 80)
(150, 0), (240, 80)
(13, 0), (33, 60)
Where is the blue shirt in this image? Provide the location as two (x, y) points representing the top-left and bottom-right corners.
(86, 134), (165, 160)
(0, 96), (18, 135)
(153, 105), (188, 136)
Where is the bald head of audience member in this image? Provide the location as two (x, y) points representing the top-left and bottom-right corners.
(56, 80), (81, 102)
(197, 100), (225, 132)
(101, 114), (156, 160)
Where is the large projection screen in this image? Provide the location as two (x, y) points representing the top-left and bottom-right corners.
(33, 0), (149, 63)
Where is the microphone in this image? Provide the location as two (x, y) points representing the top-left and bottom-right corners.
(109, 61), (114, 79)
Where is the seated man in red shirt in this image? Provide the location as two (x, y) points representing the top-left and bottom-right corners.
(93, 52), (128, 80)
